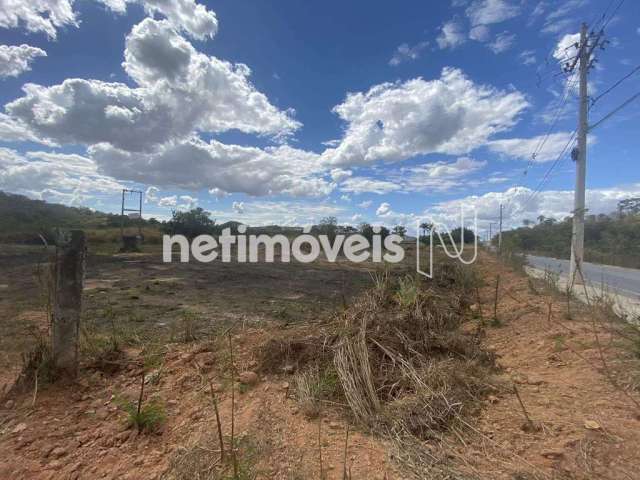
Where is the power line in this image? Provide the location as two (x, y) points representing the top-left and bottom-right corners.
(508, 130), (577, 220)
(507, 25), (605, 221)
(588, 0), (616, 33)
(600, 0), (625, 31)
(501, 72), (579, 217)
(589, 91), (640, 131)
(500, 8), (621, 228)
(531, 71), (579, 161)
(523, 131), (577, 206)
(590, 64), (640, 107)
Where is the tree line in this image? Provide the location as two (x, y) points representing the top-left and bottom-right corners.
(499, 197), (640, 268)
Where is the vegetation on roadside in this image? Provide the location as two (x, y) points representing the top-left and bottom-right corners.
(258, 257), (497, 478)
(499, 198), (640, 268)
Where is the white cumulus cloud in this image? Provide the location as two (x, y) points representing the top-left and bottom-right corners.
(3, 19), (299, 152)
(0, 0), (218, 40)
(0, 44), (46, 78)
(0, 147), (121, 201)
(89, 138), (332, 197)
(0, 0), (77, 39)
(322, 67), (528, 167)
(437, 20), (466, 49)
(376, 202), (391, 216)
(340, 177), (401, 195)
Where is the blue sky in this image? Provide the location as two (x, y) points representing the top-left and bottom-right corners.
(0, 0), (639, 234)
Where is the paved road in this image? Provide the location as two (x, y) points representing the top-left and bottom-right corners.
(526, 254), (640, 300)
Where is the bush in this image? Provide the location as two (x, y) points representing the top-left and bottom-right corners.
(117, 394), (166, 433)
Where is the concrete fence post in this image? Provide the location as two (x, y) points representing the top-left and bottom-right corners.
(52, 230), (86, 377)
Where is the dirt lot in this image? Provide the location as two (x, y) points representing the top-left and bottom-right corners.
(1, 245), (639, 479)
(0, 244), (381, 390)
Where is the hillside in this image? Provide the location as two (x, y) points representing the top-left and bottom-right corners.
(0, 192), (115, 240)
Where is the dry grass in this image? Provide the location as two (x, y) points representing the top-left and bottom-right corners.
(162, 432), (223, 480)
(255, 258), (497, 478)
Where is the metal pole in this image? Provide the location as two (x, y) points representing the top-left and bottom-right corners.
(120, 189), (125, 241)
(569, 23), (588, 286)
(138, 190), (143, 237)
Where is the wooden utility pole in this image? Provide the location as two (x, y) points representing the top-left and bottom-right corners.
(52, 230), (86, 377)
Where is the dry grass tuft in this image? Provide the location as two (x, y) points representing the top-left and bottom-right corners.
(162, 432), (222, 480)
(257, 333), (333, 374)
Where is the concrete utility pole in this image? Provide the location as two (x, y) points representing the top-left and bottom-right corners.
(52, 230), (86, 377)
(498, 204), (503, 256)
(569, 23), (589, 286)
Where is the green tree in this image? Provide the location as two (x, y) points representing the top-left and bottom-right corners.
(314, 216), (338, 241)
(618, 197), (640, 216)
(392, 225), (407, 237)
(163, 208), (219, 239)
(358, 223), (390, 242)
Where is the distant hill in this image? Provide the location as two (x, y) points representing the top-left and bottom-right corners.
(0, 191), (125, 242)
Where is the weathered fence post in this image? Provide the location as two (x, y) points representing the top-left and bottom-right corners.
(493, 274), (500, 322)
(52, 230), (86, 377)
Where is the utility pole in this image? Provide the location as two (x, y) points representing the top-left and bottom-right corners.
(488, 222), (495, 248)
(498, 204), (503, 256)
(569, 23), (594, 286)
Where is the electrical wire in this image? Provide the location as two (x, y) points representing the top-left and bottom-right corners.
(508, 130), (577, 219)
(501, 72), (579, 218)
(590, 64), (640, 107)
(589, 91), (640, 131)
(600, 0), (625, 31)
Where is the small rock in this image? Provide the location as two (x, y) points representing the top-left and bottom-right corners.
(15, 437), (33, 450)
(50, 447), (67, 459)
(48, 460), (63, 470)
(487, 395), (499, 404)
(4, 399), (14, 409)
(541, 449), (564, 459)
(584, 419), (601, 430)
(470, 303), (479, 312)
(11, 423), (27, 434)
(527, 377), (546, 386)
(238, 371), (259, 385)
